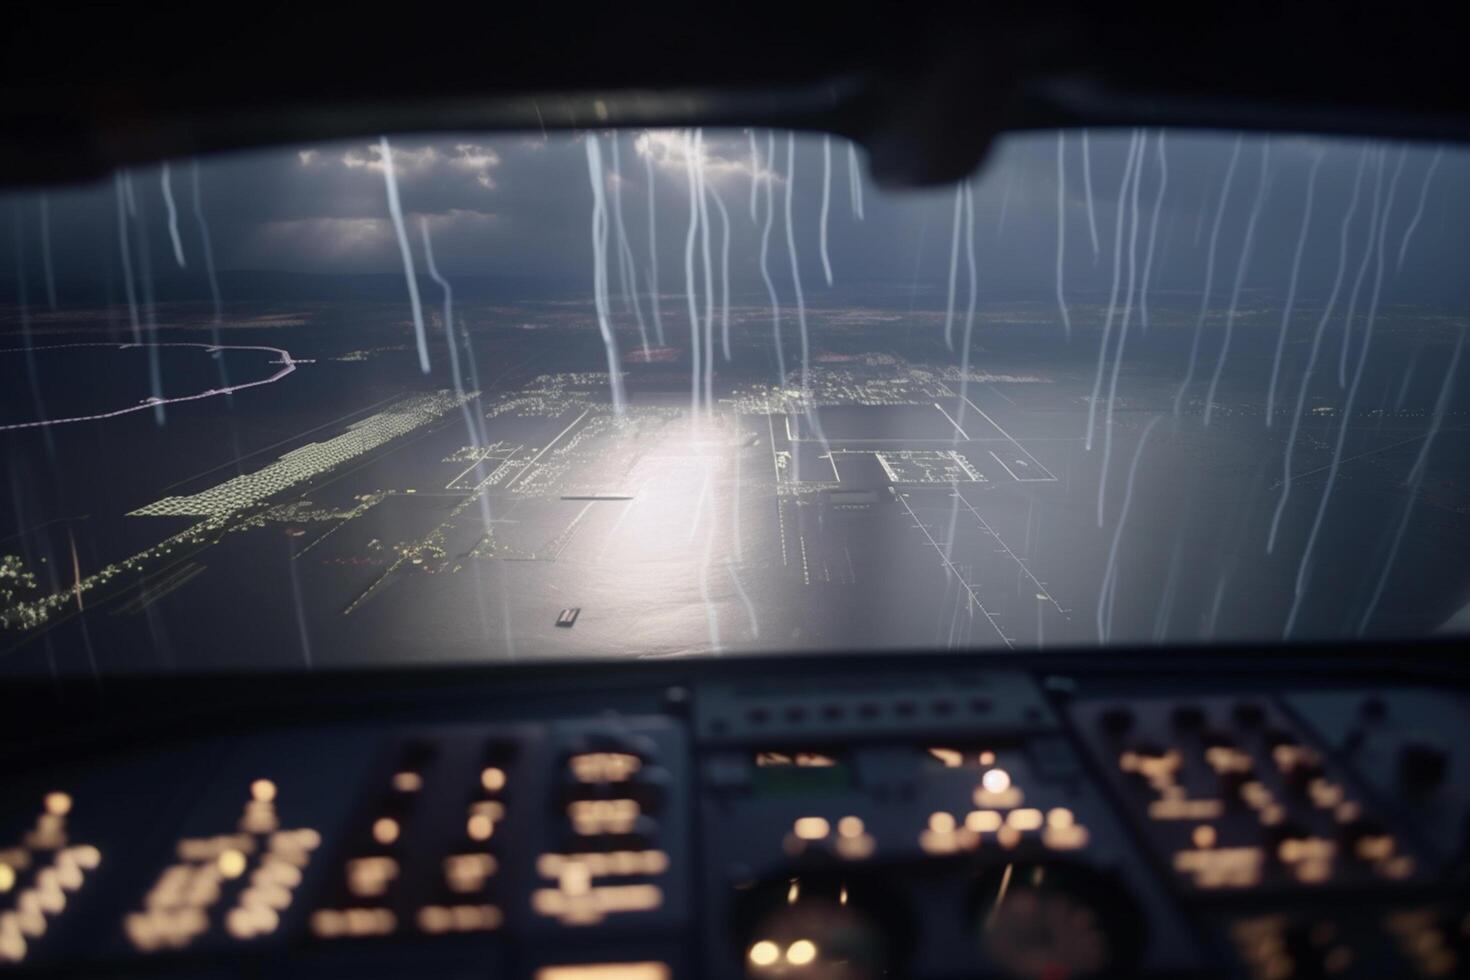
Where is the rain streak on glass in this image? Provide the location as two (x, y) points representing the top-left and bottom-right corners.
(0, 127), (1467, 676)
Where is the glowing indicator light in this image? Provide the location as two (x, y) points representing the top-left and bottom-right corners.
(568, 799), (639, 835)
(217, 850), (247, 879)
(966, 810), (1003, 833)
(786, 940), (818, 966)
(43, 793), (72, 817)
(444, 853), (498, 892)
(480, 767), (507, 792)
(1007, 808), (1043, 831)
(529, 883), (662, 925)
(928, 748), (963, 768)
(225, 904), (280, 939)
(981, 769), (1011, 793)
(561, 862), (592, 896)
(536, 851), (667, 879)
(372, 818), (400, 846)
(749, 940), (780, 966)
(416, 903), (502, 933)
(311, 907), (396, 938)
(535, 964), (670, 980)
(569, 753), (640, 783)
(347, 857), (399, 898)
(793, 817), (830, 841)
(419, 905), (451, 933)
(250, 780), (277, 804)
(466, 799), (506, 842)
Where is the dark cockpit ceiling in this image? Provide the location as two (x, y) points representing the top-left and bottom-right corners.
(1, 3), (1468, 188)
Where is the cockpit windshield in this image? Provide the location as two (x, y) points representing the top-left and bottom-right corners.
(2, 128), (1466, 672)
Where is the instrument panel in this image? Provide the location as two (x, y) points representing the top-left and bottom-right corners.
(1, 651), (1467, 978)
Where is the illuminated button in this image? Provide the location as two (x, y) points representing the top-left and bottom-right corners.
(561, 862), (592, 896)
(966, 810), (1003, 833)
(391, 772), (423, 793)
(1272, 743), (1325, 787)
(1006, 808), (1043, 831)
(444, 853), (497, 893)
(928, 748), (964, 768)
(530, 882), (662, 925)
(311, 907), (395, 938)
(793, 817), (830, 841)
(1046, 808), (1075, 829)
(347, 857), (399, 898)
(1307, 778), (1345, 809)
(466, 800), (505, 842)
(536, 850), (667, 880)
(419, 905), (452, 934)
(217, 850), (248, 879)
(568, 800), (640, 836)
(536, 964), (669, 980)
(417, 904), (502, 934)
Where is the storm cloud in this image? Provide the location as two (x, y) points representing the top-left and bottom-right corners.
(7, 128), (1469, 310)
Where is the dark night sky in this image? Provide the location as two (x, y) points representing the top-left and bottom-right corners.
(6, 128), (1469, 310)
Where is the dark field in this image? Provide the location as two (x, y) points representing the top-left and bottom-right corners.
(2, 291), (1468, 674)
